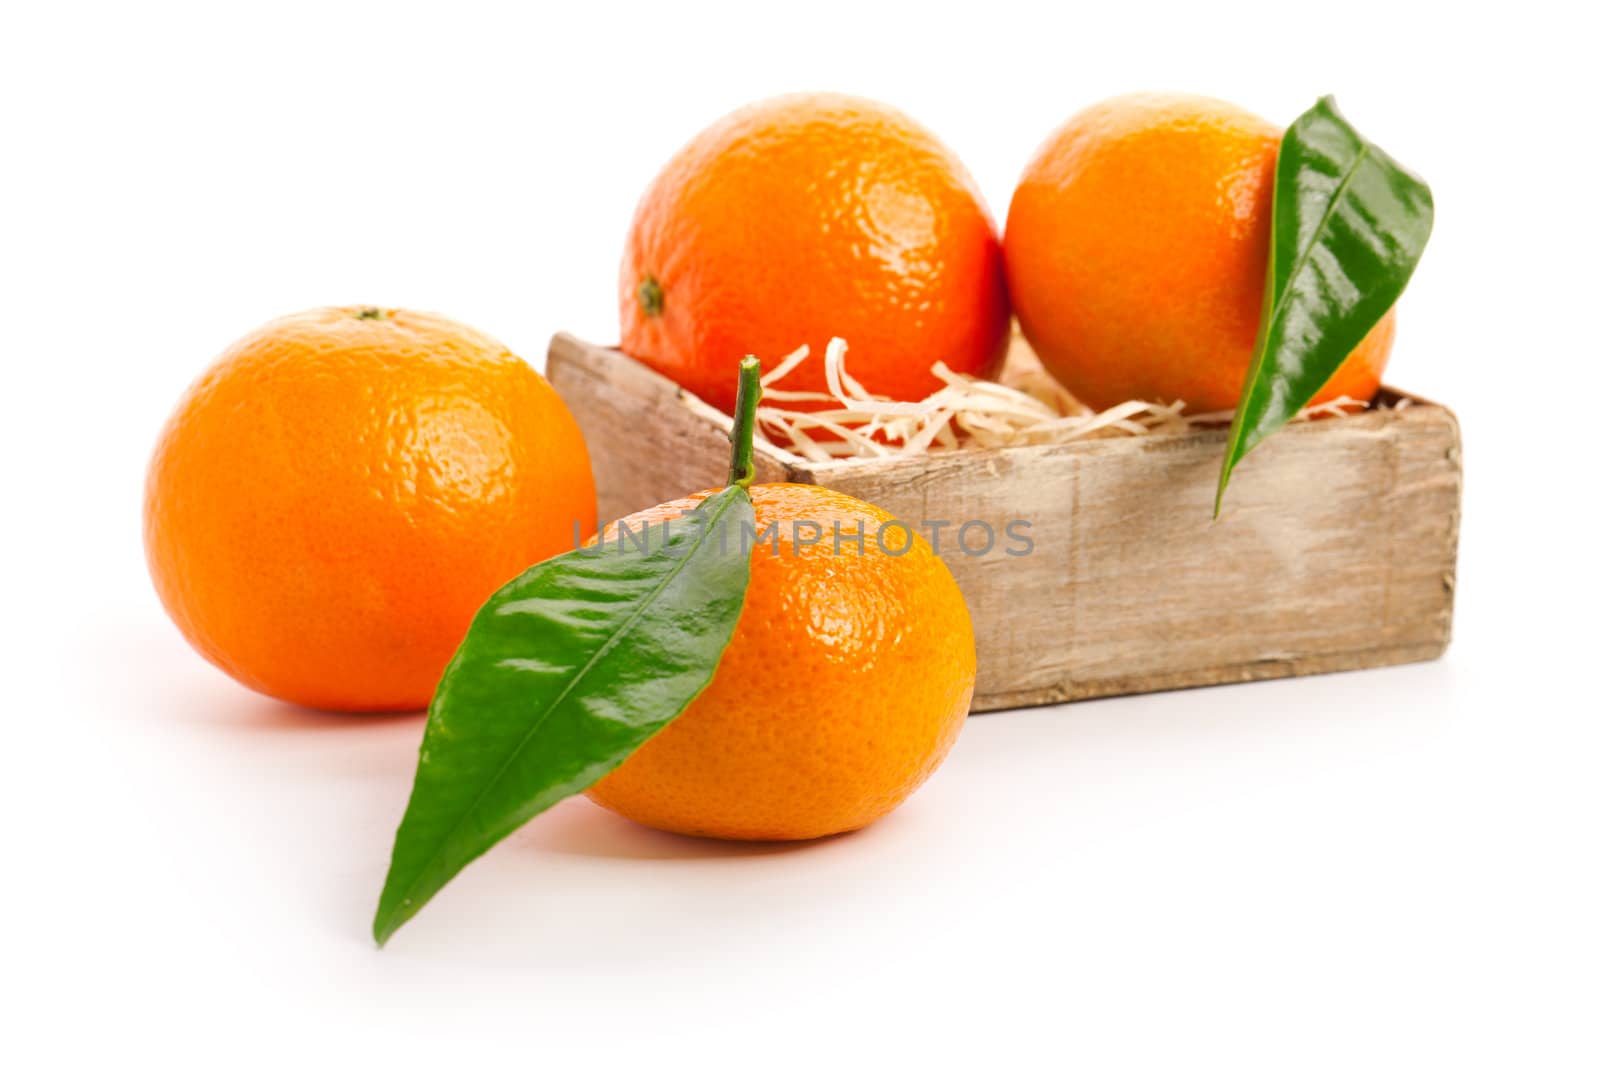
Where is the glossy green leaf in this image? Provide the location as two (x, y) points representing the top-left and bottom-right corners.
(372, 485), (755, 944)
(1216, 96), (1434, 512)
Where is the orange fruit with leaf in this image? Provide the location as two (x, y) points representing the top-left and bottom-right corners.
(144, 306), (596, 711)
(374, 357), (977, 942)
(1004, 92), (1396, 414)
(620, 92), (1010, 413)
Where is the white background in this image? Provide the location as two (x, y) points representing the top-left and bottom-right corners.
(4, 1), (1596, 1062)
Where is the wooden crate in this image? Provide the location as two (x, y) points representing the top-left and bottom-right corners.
(547, 333), (1461, 712)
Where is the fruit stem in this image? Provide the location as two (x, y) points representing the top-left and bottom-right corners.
(726, 356), (762, 489)
(638, 276), (664, 318)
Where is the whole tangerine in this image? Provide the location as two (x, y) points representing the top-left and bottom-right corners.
(144, 306), (596, 711)
(620, 92), (1011, 413)
(1004, 92), (1395, 413)
(586, 483), (976, 841)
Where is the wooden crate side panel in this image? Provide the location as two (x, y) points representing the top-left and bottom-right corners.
(547, 335), (1461, 711)
(817, 405), (1460, 709)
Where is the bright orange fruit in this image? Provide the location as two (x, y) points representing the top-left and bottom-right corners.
(144, 306), (596, 711)
(1004, 92), (1395, 413)
(586, 484), (976, 841)
(620, 92), (1011, 413)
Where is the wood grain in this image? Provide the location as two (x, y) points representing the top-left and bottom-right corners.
(548, 333), (1461, 711)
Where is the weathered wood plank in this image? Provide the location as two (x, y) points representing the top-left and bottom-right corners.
(547, 333), (1461, 711)
(548, 333), (807, 522)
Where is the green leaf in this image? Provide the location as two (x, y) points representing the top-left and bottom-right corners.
(1216, 96), (1434, 512)
(372, 485), (755, 944)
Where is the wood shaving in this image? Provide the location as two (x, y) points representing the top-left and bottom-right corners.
(755, 335), (1373, 463)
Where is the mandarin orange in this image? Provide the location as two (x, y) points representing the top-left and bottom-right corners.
(144, 306), (596, 711)
(620, 92), (1010, 413)
(586, 483), (976, 841)
(1004, 92), (1394, 413)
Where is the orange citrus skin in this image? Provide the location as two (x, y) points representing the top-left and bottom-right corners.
(144, 307), (597, 712)
(1004, 92), (1395, 414)
(586, 484), (976, 841)
(621, 92), (1011, 414)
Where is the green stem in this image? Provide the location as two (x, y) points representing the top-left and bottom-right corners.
(726, 356), (762, 489)
(638, 276), (664, 317)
